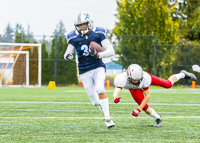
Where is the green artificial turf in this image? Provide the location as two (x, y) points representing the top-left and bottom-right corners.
(0, 86), (200, 142)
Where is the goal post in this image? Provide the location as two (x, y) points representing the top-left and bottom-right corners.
(0, 43), (41, 87)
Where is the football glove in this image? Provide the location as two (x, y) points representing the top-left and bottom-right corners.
(89, 46), (98, 58)
(132, 108), (141, 117)
(65, 54), (73, 60)
(192, 65), (200, 73)
(114, 97), (121, 103)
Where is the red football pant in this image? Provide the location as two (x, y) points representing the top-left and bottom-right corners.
(129, 89), (149, 111)
(148, 73), (172, 88)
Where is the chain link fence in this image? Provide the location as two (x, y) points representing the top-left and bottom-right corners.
(1, 34), (200, 86)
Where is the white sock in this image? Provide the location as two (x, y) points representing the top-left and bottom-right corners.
(99, 98), (110, 120)
(149, 108), (161, 119)
(173, 73), (185, 81)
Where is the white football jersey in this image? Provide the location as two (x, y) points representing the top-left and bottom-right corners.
(114, 71), (152, 89)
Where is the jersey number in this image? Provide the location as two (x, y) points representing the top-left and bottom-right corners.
(81, 45), (89, 56)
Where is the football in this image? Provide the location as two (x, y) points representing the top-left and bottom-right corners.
(89, 41), (103, 52)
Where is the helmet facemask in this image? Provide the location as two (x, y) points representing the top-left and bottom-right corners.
(127, 76), (143, 86)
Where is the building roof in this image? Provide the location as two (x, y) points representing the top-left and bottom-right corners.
(105, 61), (123, 69)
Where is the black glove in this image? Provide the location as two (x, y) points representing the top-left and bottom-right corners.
(89, 46), (98, 58)
(65, 54), (73, 60)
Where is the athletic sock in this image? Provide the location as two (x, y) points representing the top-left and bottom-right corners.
(173, 73), (185, 81)
(149, 108), (161, 119)
(99, 98), (110, 120)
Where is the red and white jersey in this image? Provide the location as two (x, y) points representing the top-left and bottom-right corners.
(114, 71), (152, 90)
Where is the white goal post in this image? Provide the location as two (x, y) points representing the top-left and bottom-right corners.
(0, 43), (41, 87)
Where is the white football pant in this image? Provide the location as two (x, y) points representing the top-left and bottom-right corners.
(79, 67), (106, 106)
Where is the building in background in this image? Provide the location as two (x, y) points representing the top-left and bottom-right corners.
(105, 61), (124, 77)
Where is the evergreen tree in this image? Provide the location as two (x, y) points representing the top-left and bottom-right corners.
(53, 20), (66, 39)
(4, 23), (14, 43)
(41, 43), (50, 84)
(49, 36), (78, 84)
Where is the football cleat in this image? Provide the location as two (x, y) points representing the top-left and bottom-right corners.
(154, 117), (162, 127)
(180, 70), (197, 81)
(105, 119), (115, 129)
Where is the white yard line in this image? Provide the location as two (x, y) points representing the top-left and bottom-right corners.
(0, 109), (179, 114)
(1, 101), (200, 106)
(65, 89), (200, 93)
(0, 116), (200, 119)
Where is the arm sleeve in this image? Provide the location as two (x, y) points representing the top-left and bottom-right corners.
(143, 87), (149, 91)
(64, 44), (75, 60)
(98, 39), (115, 58)
(114, 76), (123, 88)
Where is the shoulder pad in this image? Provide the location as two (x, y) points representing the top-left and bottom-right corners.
(94, 27), (106, 33)
(93, 27), (107, 37)
(67, 30), (79, 43)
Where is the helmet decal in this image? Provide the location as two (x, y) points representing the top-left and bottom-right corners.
(85, 13), (90, 20)
(77, 13), (81, 22)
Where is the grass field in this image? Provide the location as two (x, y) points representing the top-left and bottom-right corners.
(0, 86), (200, 143)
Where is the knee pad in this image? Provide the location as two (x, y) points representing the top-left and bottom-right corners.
(96, 85), (106, 94)
(164, 80), (173, 88)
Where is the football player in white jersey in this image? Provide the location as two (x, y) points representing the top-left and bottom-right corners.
(64, 11), (115, 128)
(113, 64), (197, 127)
(192, 65), (200, 73)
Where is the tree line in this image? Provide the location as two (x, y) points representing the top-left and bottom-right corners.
(3, 1), (200, 85)
(114, 0), (200, 83)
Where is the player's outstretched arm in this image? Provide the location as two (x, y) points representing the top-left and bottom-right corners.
(192, 65), (200, 73)
(132, 89), (150, 117)
(113, 87), (122, 103)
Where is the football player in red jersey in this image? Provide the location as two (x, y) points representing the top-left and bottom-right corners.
(113, 64), (197, 127)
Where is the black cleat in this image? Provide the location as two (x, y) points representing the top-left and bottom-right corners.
(180, 70), (197, 81)
(154, 117), (162, 127)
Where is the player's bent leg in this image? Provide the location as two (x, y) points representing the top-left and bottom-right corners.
(94, 67), (115, 129)
(168, 70), (197, 85)
(130, 89), (162, 127)
(98, 93), (115, 128)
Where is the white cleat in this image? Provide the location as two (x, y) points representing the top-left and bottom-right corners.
(105, 119), (115, 129)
